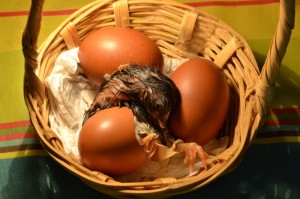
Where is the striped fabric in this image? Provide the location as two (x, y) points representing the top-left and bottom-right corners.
(0, 1), (299, 198)
(1, 108), (299, 159)
(0, 121), (46, 159)
(0, 1), (299, 158)
(256, 108), (300, 144)
(185, 0), (280, 6)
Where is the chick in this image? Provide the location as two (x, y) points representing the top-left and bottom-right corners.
(83, 64), (210, 171)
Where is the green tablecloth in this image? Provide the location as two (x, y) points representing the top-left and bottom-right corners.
(1, 0), (300, 198)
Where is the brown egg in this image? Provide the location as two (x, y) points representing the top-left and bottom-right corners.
(78, 107), (149, 177)
(169, 58), (230, 145)
(78, 27), (164, 86)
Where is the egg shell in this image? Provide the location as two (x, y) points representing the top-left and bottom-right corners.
(78, 107), (149, 177)
(78, 27), (164, 86)
(169, 58), (230, 145)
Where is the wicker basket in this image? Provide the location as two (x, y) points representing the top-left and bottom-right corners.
(22, 0), (295, 198)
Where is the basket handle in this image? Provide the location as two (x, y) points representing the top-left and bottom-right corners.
(256, 0), (295, 118)
(22, 0), (45, 106)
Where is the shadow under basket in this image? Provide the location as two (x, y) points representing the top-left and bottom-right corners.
(22, 0), (295, 198)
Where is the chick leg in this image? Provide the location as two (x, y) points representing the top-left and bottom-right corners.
(174, 141), (211, 172)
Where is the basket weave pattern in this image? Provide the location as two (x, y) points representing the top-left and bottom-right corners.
(22, 0), (295, 198)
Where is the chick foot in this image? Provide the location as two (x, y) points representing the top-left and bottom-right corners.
(174, 141), (211, 173)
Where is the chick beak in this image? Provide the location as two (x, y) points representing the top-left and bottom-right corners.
(158, 112), (170, 129)
(158, 119), (166, 129)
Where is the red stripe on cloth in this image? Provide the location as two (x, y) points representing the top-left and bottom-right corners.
(0, 0), (280, 17)
(269, 108), (300, 115)
(0, 9), (77, 17)
(186, 0), (280, 7)
(264, 119), (300, 126)
(0, 10), (28, 17)
(0, 132), (37, 142)
(0, 121), (31, 130)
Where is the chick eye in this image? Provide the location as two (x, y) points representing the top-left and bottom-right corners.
(154, 103), (164, 113)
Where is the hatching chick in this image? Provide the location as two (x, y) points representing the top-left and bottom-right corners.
(83, 64), (177, 144)
(83, 64), (210, 171)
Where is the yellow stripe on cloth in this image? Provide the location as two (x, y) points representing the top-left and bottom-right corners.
(0, 150), (47, 159)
